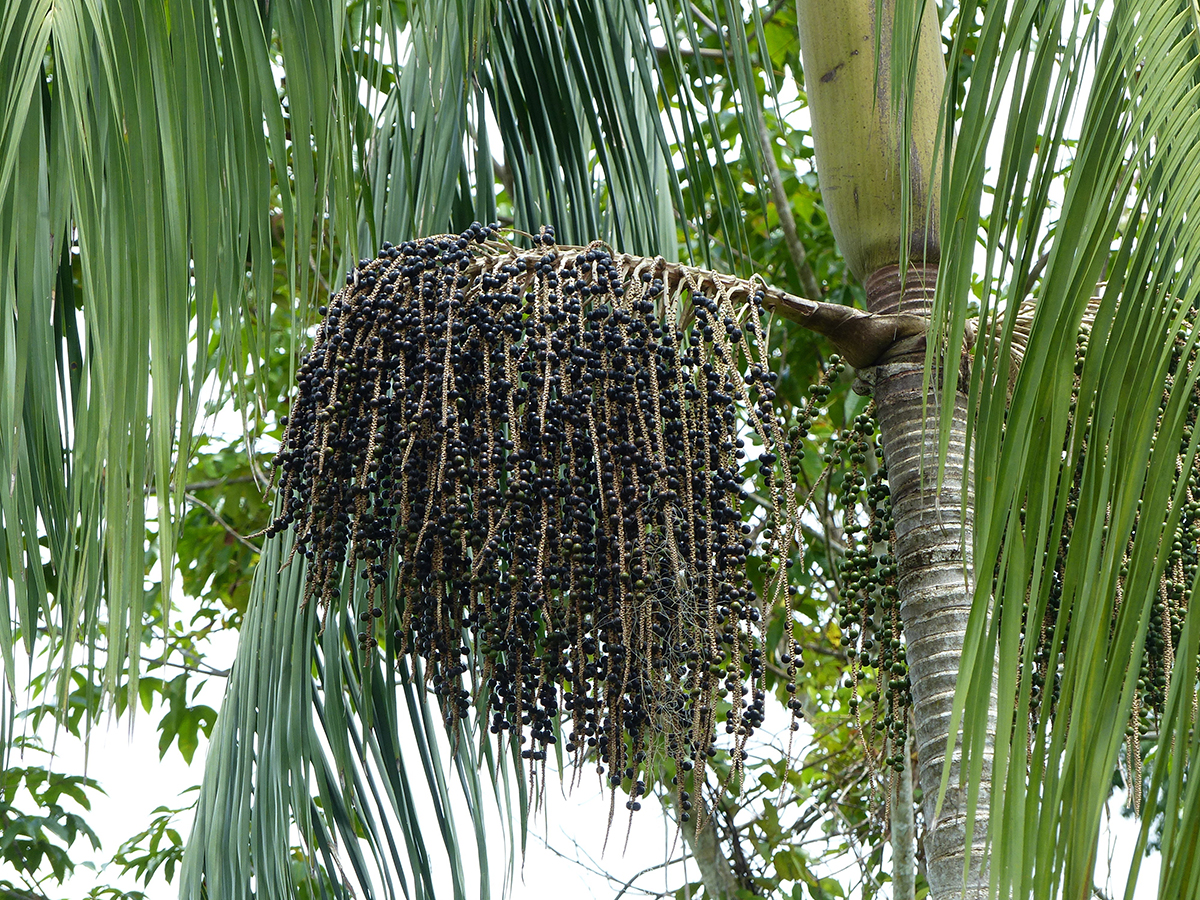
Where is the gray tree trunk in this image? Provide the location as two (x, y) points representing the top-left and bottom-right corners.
(678, 796), (741, 900)
(892, 729), (916, 900)
(865, 265), (993, 899)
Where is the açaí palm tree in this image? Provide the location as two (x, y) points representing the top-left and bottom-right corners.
(3, 1), (1199, 899)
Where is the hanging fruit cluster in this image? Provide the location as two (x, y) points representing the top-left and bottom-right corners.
(268, 224), (807, 812)
(1123, 309), (1199, 810)
(814, 391), (911, 783)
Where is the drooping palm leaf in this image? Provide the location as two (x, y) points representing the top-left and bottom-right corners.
(360, 0), (771, 264)
(0, 0), (368, 712)
(0, 2), (504, 894)
(904, 0), (1200, 896)
(181, 524), (508, 900)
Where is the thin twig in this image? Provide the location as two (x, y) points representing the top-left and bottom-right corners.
(654, 45), (726, 60)
(184, 474), (258, 492)
(146, 657), (231, 678)
(613, 853), (695, 900)
(830, 804), (885, 891)
(688, 2), (721, 37)
(532, 834), (615, 884)
(145, 474), (258, 495)
(723, 802), (754, 883)
(1022, 251), (1051, 300)
(185, 492), (263, 552)
(757, 114), (824, 301)
(309, 251), (331, 298)
(534, 831), (689, 900)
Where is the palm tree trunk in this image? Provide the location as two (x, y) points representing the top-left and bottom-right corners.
(866, 266), (990, 898)
(797, 2), (995, 895)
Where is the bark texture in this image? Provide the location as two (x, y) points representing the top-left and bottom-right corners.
(892, 730), (916, 900)
(679, 797), (741, 900)
(866, 264), (994, 899)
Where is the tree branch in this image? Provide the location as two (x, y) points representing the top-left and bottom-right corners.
(688, 2), (721, 37)
(144, 474), (259, 496)
(1022, 251), (1050, 300)
(757, 114), (824, 301)
(613, 853), (695, 900)
(181, 475), (259, 492)
(655, 45), (726, 61)
(677, 795), (741, 900)
(185, 492), (263, 553)
(714, 796), (754, 886)
(146, 656), (231, 678)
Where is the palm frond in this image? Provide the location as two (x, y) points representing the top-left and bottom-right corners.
(0, 0), (365, 714)
(365, 0), (786, 267)
(916, 0), (1200, 895)
(181, 526), (503, 900)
